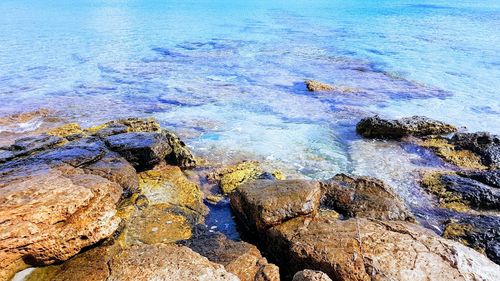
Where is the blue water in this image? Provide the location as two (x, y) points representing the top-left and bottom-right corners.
(1, 1), (499, 227)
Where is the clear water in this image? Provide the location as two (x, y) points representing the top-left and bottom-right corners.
(1, 1), (499, 232)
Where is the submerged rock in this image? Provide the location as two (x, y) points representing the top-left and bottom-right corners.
(421, 172), (500, 211)
(26, 244), (239, 281)
(305, 80), (335, 92)
(105, 132), (172, 170)
(182, 226), (280, 281)
(266, 213), (500, 281)
(230, 179), (322, 233)
(292, 270), (332, 281)
(356, 115), (457, 139)
(0, 162), (122, 280)
(321, 174), (414, 221)
(451, 132), (500, 169)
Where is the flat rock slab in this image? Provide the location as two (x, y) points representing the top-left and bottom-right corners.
(26, 244), (239, 281)
(230, 179), (322, 233)
(105, 132), (172, 169)
(356, 115), (457, 139)
(321, 174), (414, 221)
(266, 213), (500, 281)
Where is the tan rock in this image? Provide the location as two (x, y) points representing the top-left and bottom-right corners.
(46, 123), (84, 139)
(0, 163), (122, 280)
(293, 270), (332, 281)
(266, 213), (500, 281)
(208, 161), (263, 194)
(26, 244), (239, 281)
(230, 179), (322, 233)
(321, 174), (414, 221)
(183, 229), (279, 281)
(305, 80), (335, 92)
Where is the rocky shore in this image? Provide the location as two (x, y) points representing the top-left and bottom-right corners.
(1, 115), (499, 281)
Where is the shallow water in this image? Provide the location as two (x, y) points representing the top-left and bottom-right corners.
(1, 0), (499, 236)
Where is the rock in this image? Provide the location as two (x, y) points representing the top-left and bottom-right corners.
(418, 137), (487, 170)
(86, 123), (129, 137)
(46, 123), (84, 140)
(451, 132), (500, 168)
(105, 132), (172, 170)
(0, 149), (14, 163)
(182, 227), (280, 281)
(208, 161), (264, 194)
(305, 80), (335, 92)
(137, 163), (207, 216)
(265, 213), (500, 281)
(292, 270), (332, 281)
(163, 129), (198, 168)
(321, 174), (414, 221)
(111, 117), (161, 133)
(230, 179), (322, 233)
(8, 134), (63, 158)
(421, 172), (500, 211)
(356, 115), (457, 139)
(26, 244), (239, 281)
(0, 108), (49, 127)
(443, 216), (500, 265)
(82, 151), (139, 197)
(458, 170), (500, 188)
(36, 137), (108, 167)
(0, 162), (122, 280)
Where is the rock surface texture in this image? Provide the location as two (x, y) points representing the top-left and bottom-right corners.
(356, 115), (457, 139)
(292, 270), (333, 281)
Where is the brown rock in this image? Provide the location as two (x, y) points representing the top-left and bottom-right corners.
(266, 213), (500, 281)
(26, 244), (239, 281)
(230, 179), (322, 233)
(0, 162), (122, 280)
(305, 80), (335, 92)
(208, 161), (263, 194)
(321, 174), (414, 221)
(183, 228), (280, 281)
(292, 270), (332, 281)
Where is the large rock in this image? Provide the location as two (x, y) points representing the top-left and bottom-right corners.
(458, 170), (500, 188)
(356, 115), (457, 139)
(25, 244), (239, 281)
(183, 227), (280, 281)
(266, 213), (500, 281)
(162, 130), (198, 168)
(36, 137), (108, 167)
(230, 179), (322, 233)
(105, 132), (172, 170)
(418, 137), (487, 170)
(0, 162), (122, 280)
(292, 270), (332, 281)
(421, 172), (500, 211)
(451, 132), (500, 168)
(321, 174), (414, 221)
(3, 134), (63, 160)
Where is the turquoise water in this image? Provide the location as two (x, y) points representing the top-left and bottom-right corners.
(1, 1), (499, 227)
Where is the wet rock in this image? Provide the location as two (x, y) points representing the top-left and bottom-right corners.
(356, 115), (457, 139)
(8, 134), (63, 158)
(421, 172), (500, 211)
(208, 161), (264, 194)
(230, 179), (322, 233)
(183, 227), (280, 281)
(82, 151), (139, 197)
(0, 162), (122, 280)
(0, 108), (49, 127)
(321, 174), (414, 221)
(305, 80), (335, 92)
(0, 149), (14, 163)
(111, 117), (161, 133)
(443, 216), (500, 265)
(265, 213), (500, 281)
(137, 163), (207, 216)
(163, 129), (198, 168)
(458, 170), (500, 188)
(105, 132), (172, 170)
(36, 137), (108, 167)
(26, 244), (239, 281)
(86, 123), (129, 137)
(451, 132), (500, 168)
(292, 270), (332, 281)
(418, 137), (487, 170)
